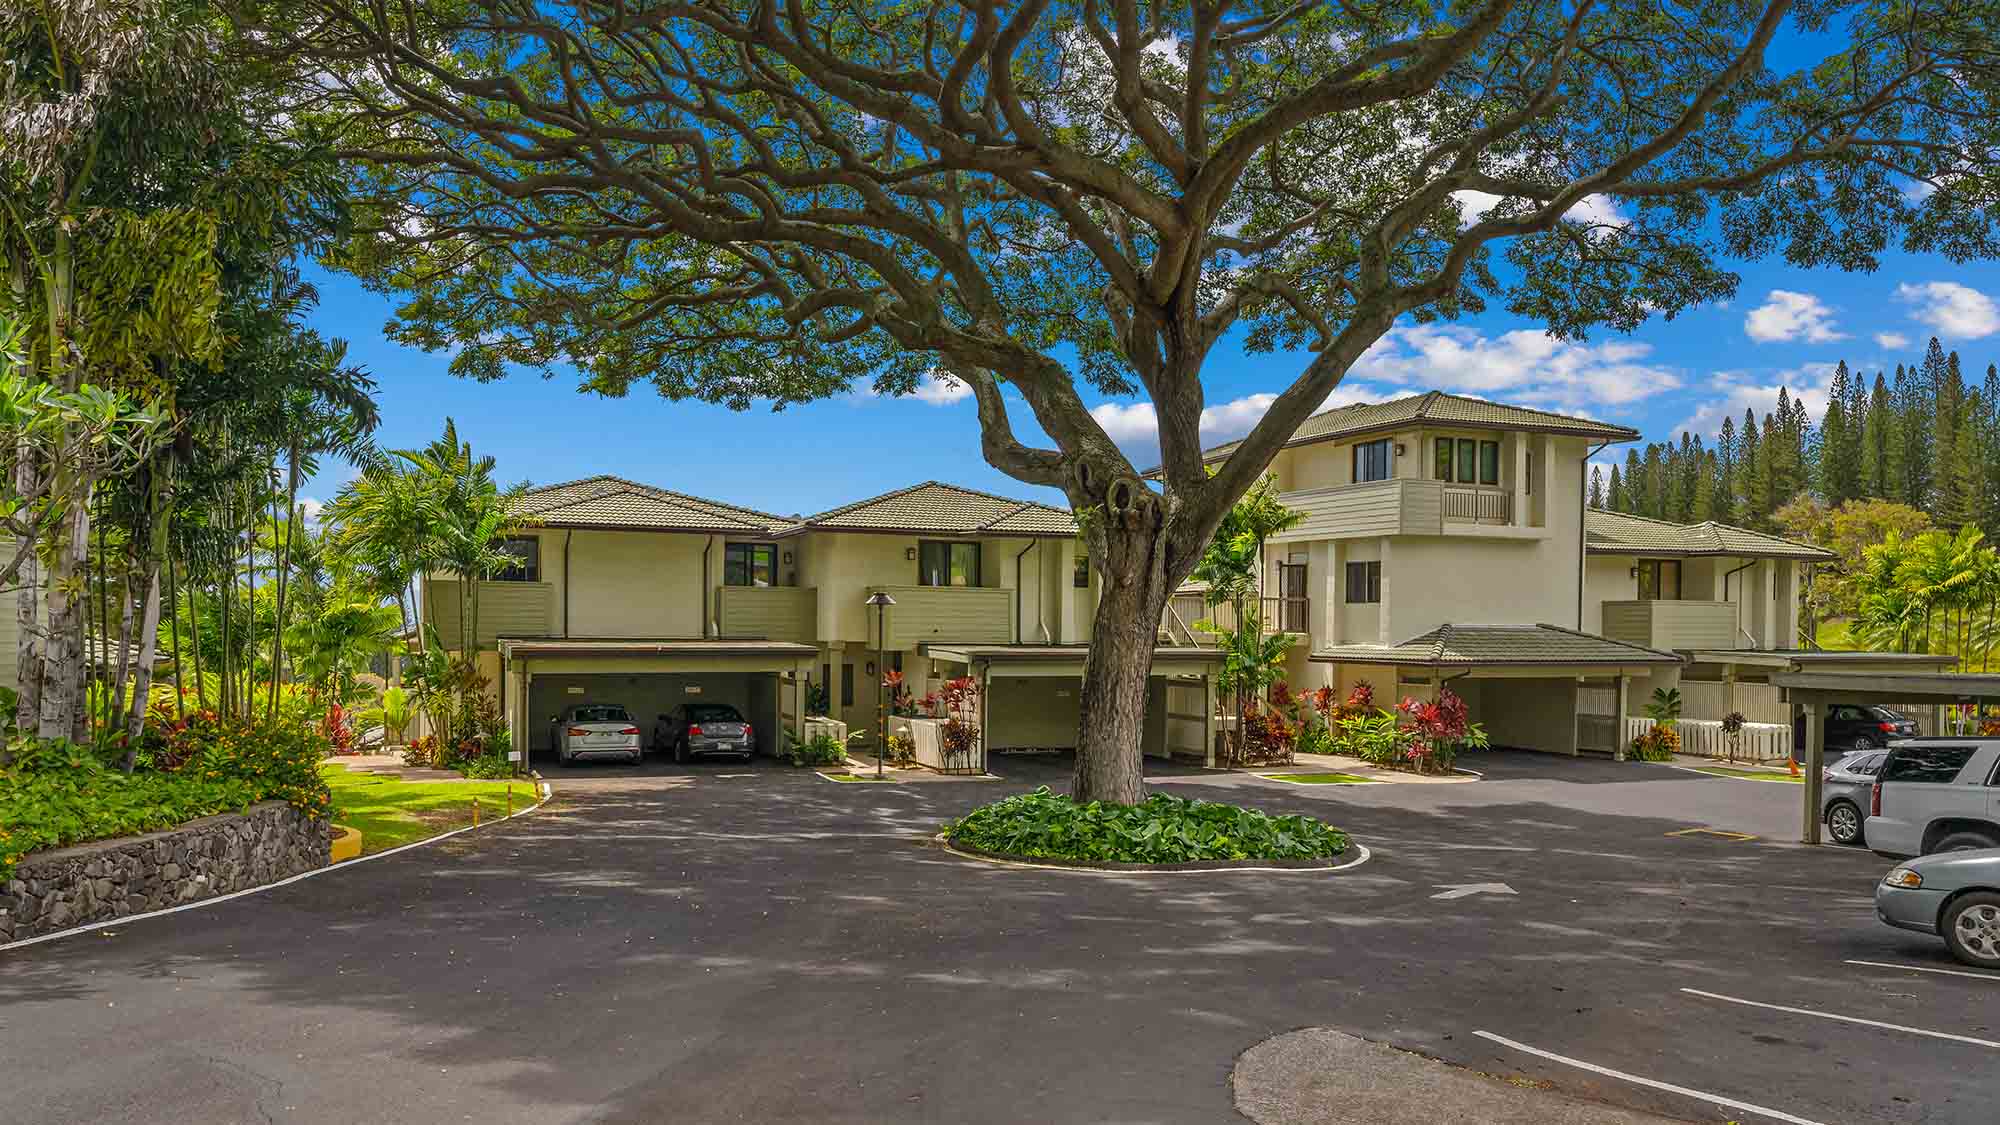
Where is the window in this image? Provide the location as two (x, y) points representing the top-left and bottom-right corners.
(1881, 745), (1976, 784)
(841, 663), (855, 707)
(919, 540), (981, 586)
(1073, 555), (1090, 588)
(1434, 438), (1501, 486)
(492, 536), (540, 582)
(1344, 560), (1381, 604)
(1352, 438), (1392, 483)
(1636, 559), (1682, 600)
(723, 542), (777, 587)
(1526, 451), (1535, 494)
(570, 704), (631, 723)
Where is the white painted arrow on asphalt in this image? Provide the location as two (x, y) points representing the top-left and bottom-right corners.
(1431, 882), (1517, 900)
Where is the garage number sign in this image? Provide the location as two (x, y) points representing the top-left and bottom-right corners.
(685, 685), (704, 694)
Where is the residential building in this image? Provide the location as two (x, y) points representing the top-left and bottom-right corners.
(419, 476), (1219, 763)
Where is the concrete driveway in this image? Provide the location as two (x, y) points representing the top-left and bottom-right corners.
(1, 751), (1991, 1124)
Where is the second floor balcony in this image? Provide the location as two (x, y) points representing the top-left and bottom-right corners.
(715, 585), (818, 644)
(1280, 478), (1528, 539)
(1162, 592), (1310, 645)
(865, 584), (1013, 648)
(1600, 599), (1743, 651)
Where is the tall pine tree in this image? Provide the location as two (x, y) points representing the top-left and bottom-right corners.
(1820, 361), (1861, 504)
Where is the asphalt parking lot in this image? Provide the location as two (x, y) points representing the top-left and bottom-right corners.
(1, 749), (1993, 1124)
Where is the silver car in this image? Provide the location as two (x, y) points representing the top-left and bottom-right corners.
(1876, 849), (2000, 969)
(551, 703), (643, 766)
(1866, 739), (2000, 858)
(1822, 749), (1888, 846)
(656, 702), (755, 763)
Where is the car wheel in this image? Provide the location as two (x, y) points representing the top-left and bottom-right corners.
(674, 737), (689, 765)
(1826, 800), (1864, 845)
(1934, 830), (2000, 854)
(1942, 892), (2000, 970)
(1850, 736), (1878, 754)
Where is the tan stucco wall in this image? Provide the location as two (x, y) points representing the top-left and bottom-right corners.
(1481, 677), (1578, 754)
(1582, 551), (1807, 646)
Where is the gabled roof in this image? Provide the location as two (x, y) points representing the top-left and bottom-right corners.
(511, 475), (789, 534)
(1310, 623), (1683, 667)
(790, 481), (1078, 537)
(1190, 390), (1638, 465)
(1585, 509), (1835, 561)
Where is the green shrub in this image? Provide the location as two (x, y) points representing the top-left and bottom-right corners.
(948, 786), (1348, 864)
(787, 732), (848, 768)
(458, 753), (515, 779)
(0, 716), (333, 881)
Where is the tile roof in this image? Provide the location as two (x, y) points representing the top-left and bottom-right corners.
(511, 475), (789, 534)
(1311, 623), (1683, 667)
(1192, 390), (1638, 464)
(792, 481), (1079, 537)
(1585, 509), (1835, 561)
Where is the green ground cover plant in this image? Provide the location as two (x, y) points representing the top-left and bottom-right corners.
(0, 717), (333, 881)
(948, 787), (1347, 864)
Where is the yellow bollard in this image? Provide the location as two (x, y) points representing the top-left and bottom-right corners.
(472, 796), (481, 827)
(506, 782), (513, 816)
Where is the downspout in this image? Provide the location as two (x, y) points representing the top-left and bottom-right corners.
(561, 531), (573, 638)
(1578, 440), (1610, 629)
(702, 535), (716, 638)
(1013, 540), (1037, 643)
(1722, 559), (1757, 647)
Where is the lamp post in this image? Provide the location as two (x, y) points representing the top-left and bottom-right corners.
(865, 591), (897, 778)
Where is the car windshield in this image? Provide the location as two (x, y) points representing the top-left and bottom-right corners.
(687, 704), (744, 723)
(572, 705), (631, 723)
(1867, 707), (1907, 721)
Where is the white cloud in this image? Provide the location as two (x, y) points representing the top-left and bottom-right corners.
(1743, 290), (1845, 344)
(1874, 331), (1910, 351)
(297, 497), (326, 528)
(1347, 324), (1680, 412)
(909, 368), (971, 405)
(1449, 190), (1627, 229)
(1090, 385), (1389, 454)
(1671, 362), (1839, 440)
(1895, 281), (2000, 339)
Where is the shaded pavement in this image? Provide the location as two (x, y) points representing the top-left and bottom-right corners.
(1, 750), (1991, 1124)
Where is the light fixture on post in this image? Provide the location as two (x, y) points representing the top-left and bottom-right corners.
(865, 591), (897, 779)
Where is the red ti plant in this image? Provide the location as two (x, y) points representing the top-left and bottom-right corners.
(881, 670), (915, 716)
(925, 675), (982, 771)
(1394, 687), (1477, 773)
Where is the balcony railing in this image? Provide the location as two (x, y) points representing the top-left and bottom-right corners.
(1600, 599), (1740, 651)
(1278, 478), (1527, 538)
(1442, 485), (1511, 524)
(865, 584), (1013, 648)
(1164, 592), (1309, 644)
(715, 585), (817, 644)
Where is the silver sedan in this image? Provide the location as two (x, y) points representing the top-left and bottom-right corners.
(1876, 848), (2000, 970)
(1822, 749), (1887, 846)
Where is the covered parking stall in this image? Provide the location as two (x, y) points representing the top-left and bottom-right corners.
(924, 644), (1225, 765)
(1778, 670), (2000, 844)
(496, 638), (817, 763)
(1312, 624), (1685, 758)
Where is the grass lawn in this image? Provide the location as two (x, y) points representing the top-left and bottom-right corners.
(1261, 772), (1378, 785)
(322, 764), (538, 854)
(1689, 765), (1803, 783)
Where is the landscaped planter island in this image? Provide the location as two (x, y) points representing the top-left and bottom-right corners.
(944, 787), (1351, 870)
(1, 801), (331, 943)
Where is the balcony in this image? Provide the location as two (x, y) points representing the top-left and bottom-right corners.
(1278, 479), (1528, 539)
(1162, 592), (1310, 645)
(864, 585), (1013, 648)
(422, 579), (554, 649)
(715, 585), (818, 644)
(1600, 599), (1742, 651)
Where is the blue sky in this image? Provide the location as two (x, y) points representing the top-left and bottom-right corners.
(299, 248), (2000, 519)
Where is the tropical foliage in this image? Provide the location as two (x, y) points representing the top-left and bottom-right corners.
(949, 787), (1348, 865)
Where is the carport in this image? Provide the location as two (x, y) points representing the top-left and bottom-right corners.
(925, 644), (1225, 764)
(1312, 624), (1685, 758)
(497, 638), (817, 761)
(1777, 670), (2000, 844)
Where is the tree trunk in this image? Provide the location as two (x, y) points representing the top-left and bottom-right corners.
(121, 568), (160, 767)
(1072, 561), (1167, 805)
(167, 552), (186, 719)
(110, 564), (135, 738)
(37, 500), (90, 740)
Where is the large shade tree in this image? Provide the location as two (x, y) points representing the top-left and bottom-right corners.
(270, 0), (2000, 802)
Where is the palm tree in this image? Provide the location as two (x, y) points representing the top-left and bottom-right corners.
(390, 419), (527, 656)
(288, 597), (404, 704)
(325, 454), (441, 655)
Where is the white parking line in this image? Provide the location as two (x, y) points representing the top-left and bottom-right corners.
(1680, 988), (2000, 1049)
(1845, 958), (2000, 983)
(1471, 1031), (1830, 1125)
